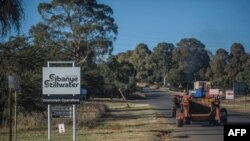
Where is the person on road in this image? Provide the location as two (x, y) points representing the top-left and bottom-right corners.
(182, 89), (188, 95)
(182, 89), (191, 100)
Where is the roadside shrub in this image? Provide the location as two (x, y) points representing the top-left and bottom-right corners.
(77, 102), (107, 128)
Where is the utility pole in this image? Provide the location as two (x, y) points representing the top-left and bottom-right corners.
(8, 75), (21, 141)
(9, 88), (13, 141)
(14, 90), (17, 141)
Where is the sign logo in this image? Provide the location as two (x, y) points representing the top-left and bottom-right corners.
(44, 74), (79, 88)
(43, 67), (80, 95)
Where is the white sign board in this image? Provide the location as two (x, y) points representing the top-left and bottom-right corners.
(209, 89), (220, 95)
(43, 67), (80, 95)
(226, 90), (234, 100)
(58, 123), (65, 133)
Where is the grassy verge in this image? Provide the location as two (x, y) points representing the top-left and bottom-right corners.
(0, 102), (107, 141)
(221, 95), (250, 114)
(0, 100), (172, 141)
(84, 101), (172, 141)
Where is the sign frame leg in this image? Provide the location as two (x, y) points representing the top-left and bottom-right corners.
(48, 104), (51, 141)
(73, 104), (76, 141)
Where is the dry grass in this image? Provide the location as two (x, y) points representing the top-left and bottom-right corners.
(221, 95), (250, 113)
(0, 100), (173, 141)
(0, 102), (107, 141)
(77, 102), (107, 127)
(80, 102), (173, 141)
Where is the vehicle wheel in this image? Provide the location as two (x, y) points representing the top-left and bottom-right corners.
(172, 108), (176, 117)
(209, 110), (218, 125)
(220, 108), (227, 125)
(176, 109), (183, 127)
(185, 118), (191, 125)
(172, 104), (176, 117)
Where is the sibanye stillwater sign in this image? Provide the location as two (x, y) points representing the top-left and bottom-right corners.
(43, 62), (79, 141)
(43, 67), (80, 95)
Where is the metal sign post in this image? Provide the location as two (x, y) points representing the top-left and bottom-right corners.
(43, 61), (80, 141)
(48, 104), (51, 140)
(73, 62), (76, 141)
(73, 104), (76, 141)
(9, 88), (12, 141)
(14, 90), (17, 141)
(47, 62), (51, 141)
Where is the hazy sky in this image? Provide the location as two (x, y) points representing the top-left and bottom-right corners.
(21, 0), (250, 54)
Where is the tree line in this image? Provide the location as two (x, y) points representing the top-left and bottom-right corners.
(115, 39), (249, 92)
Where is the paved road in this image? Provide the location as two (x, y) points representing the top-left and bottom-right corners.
(137, 88), (250, 141)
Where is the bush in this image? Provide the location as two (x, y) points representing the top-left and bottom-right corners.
(0, 102), (108, 131)
(77, 102), (107, 128)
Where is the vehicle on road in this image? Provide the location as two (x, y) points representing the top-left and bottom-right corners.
(172, 81), (228, 127)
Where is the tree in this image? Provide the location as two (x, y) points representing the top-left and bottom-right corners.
(116, 50), (133, 63)
(99, 56), (136, 98)
(30, 0), (118, 64)
(231, 44), (249, 90)
(0, 36), (46, 125)
(0, 0), (24, 36)
(150, 42), (174, 86)
(206, 48), (229, 88)
(235, 52), (250, 92)
(169, 38), (210, 90)
(130, 43), (152, 82)
(235, 69), (250, 92)
(230, 43), (246, 58)
(224, 43), (247, 88)
(81, 65), (105, 98)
